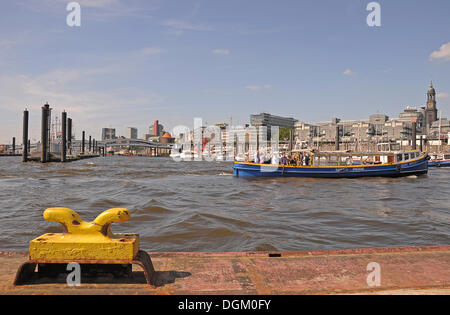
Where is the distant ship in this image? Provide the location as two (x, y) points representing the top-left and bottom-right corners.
(428, 153), (450, 168)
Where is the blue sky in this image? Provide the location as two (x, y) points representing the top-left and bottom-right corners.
(1, 0), (450, 143)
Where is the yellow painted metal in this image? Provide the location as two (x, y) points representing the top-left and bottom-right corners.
(29, 208), (139, 261)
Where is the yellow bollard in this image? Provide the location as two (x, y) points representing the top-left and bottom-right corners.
(14, 208), (155, 286)
(30, 207), (138, 261)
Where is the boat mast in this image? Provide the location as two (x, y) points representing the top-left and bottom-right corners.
(438, 110), (442, 153)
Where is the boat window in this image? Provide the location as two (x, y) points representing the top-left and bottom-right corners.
(397, 154), (403, 162)
(445, 155), (450, 160)
(404, 153), (409, 160)
(394, 144), (400, 150)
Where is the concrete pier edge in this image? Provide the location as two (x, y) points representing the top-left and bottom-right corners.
(0, 245), (449, 295)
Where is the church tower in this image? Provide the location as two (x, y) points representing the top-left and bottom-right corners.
(425, 78), (438, 131)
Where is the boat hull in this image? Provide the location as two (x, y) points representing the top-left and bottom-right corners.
(234, 156), (428, 178)
(428, 160), (450, 168)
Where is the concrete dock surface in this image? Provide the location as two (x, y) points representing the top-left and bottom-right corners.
(0, 245), (449, 295)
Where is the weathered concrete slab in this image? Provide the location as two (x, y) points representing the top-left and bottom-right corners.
(0, 245), (449, 295)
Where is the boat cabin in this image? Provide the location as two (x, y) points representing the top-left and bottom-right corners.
(394, 151), (423, 163)
(376, 142), (401, 152)
(430, 153), (450, 161)
(311, 151), (422, 167)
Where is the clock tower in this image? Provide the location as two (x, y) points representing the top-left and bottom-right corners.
(425, 79), (438, 131)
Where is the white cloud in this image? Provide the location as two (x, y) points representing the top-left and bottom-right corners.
(0, 40), (18, 52)
(0, 66), (163, 143)
(245, 84), (273, 91)
(0, 69), (159, 113)
(140, 47), (164, 56)
(161, 19), (212, 35)
(245, 85), (261, 91)
(430, 42), (450, 61)
(212, 49), (230, 55)
(343, 69), (356, 76)
(65, 0), (121, 8)
(18, 0), (153, 20)
(20, 0), (121, 10)
(437, 92), (449, 99)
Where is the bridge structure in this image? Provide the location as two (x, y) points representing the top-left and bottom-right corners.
(70, 138), (174, 156)
(100, 138), (174, 150)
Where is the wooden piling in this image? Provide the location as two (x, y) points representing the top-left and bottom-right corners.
(289, 128), (293, 152)
(335, 125), (340, 151)
(61, 111), (67, 162)
(22, 109), (29, 162)
(40, 104), (49, 163)
(67, 118), (72, 155)
(82, 131), (85, 155)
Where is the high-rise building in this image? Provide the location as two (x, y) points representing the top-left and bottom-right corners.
(250, 113), (297, 140)
(126, 127), (138, 139)
(250, 113), (297, 129)
(149, 120), (164, 137)
(102, 128), (116, 140)
(215, 123), (229, 144)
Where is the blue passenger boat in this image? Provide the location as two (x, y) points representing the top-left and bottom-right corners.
(234, 151), (428, 178)
(428, 153), (450, 168)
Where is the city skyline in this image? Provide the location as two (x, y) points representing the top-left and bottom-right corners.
(1, 0), (450, 143)
(2, 78), (446, 144)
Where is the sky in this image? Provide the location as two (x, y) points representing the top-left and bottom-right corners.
(1, 0), (450, 143)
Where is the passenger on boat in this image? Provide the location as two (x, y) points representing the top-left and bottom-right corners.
(346, 157), (353, 166)
(304, 154), (310, 166)
(295, 154), (301, 166)
(280, 155), (289, 165)
(254, 151), (260, 164)
(290, 155), (296, 166)
(272, 153), (280, 165)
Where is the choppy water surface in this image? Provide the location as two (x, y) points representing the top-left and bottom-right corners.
(0, 156), (448, 251)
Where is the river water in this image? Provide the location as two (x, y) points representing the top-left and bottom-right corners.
(0, 156), (448, 252)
